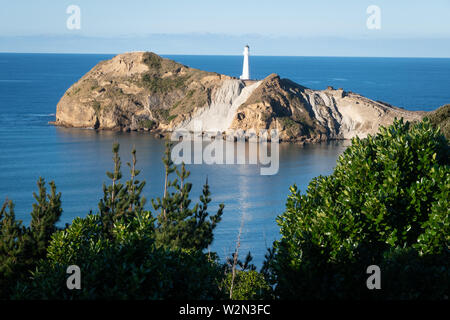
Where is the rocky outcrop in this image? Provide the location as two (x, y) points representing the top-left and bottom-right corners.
(54, 52), (425, 142)
(229, 74), (424, 142)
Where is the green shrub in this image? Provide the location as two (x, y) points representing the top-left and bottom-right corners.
(223, 270), (272, 300)
(142, 52), (162, 70)
(379, 247), (449, 300)
(141, 74), (188, 94)
(138, 119), (156, 129)
(269, 119), (449, 299)
(14, 213), (224, 300)
(167, 115), (177, 122)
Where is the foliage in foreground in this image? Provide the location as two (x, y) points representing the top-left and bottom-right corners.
(222, 252), (272, 300)
(14, 214), (224, 299)
(0, 179), (62, 299)
(268, 119), (449, 299)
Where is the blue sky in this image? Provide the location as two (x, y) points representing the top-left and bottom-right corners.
(1, 0), (449, 57)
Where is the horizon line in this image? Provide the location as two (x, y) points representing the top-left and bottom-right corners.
(1, 51), (450, 59)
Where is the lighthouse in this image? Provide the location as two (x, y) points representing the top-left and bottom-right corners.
(240, 45), (250, 80)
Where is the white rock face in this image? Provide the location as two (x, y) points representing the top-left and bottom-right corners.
(300, 88), (422, 139)
(302, 91), (342, 136)
(178, 79), (261, 132)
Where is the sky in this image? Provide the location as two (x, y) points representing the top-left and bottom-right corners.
(0, 0), (449, 57)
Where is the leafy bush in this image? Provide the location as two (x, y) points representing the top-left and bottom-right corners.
(142, 52), (162, 70)
(379, 247), (449, 300)
(138, 119), (156, 129)
(269, 119), (449, 299)
(14, 213), (224, 300)
(222, 252), (273, 300)
(141, 74), (188, 94)
(223, 270), (272, 300)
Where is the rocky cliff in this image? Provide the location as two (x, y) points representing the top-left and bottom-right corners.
(54, 52), (424, 142)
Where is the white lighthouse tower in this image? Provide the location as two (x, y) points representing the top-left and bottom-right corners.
(240, 45), (250, 80)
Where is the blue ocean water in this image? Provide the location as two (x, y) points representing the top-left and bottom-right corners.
(0, 53), (449, 266)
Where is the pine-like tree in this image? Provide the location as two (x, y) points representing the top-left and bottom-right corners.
(0, 200), (29, 297)
(126, 147), (147, 213)
(1, 178), (63, 298)
(152, 143), (224, 251)
(99, 143), (127, 233)
(99, 143), (147, 234)
(29, 178), (62, 261)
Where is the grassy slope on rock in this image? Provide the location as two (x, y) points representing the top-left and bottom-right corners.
(428, 104), (450, 139)
(140, 52), (216, 123)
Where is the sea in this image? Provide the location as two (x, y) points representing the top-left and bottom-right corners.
(1, 53), (449, 266)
